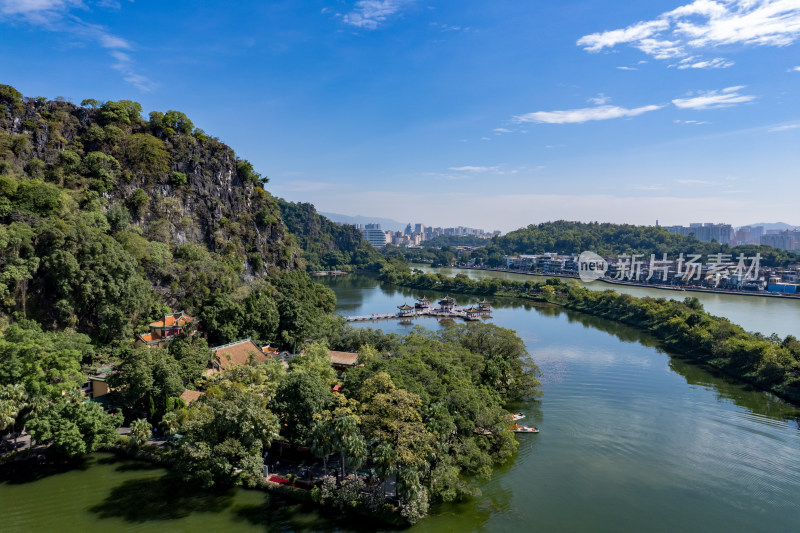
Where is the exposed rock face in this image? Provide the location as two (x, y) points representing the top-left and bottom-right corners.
(0, 92), (299, 275)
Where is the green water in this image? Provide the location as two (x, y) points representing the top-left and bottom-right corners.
(3, 273), (800, 532)
(413, 264), (800, 338)
(0, 454), (367, 532)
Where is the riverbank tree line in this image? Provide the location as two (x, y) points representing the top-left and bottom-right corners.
(381, 270), (800, 404)
(385, 221), (800, 268)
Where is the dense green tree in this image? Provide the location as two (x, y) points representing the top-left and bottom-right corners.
(108, 344), (184, 421)
(272, 371), (332, 444)
(290, 341), (337, 387)
(35, 216), (151, 340)
(83, 151), (121, 192)
(166, 331), (213, 383)
(0, 320), (90, 398)
(440, 323), (542, 402)
(26, 396), (122, 457)
(175, 381), (280, 487)
(100, 100), (142, 126)
(360, 372), (434, 469)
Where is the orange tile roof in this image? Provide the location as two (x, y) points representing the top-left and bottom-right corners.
(139, 333), (156, 342)
(329, 350), (359, 367)
(180, 389), (204, 405)
(212, 339), (268, 371)
(149, 311), (197, 328)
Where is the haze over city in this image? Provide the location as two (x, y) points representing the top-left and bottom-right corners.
(2, 0), (798, 230)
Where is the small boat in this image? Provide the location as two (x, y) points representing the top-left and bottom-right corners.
(513, 425), (539, 433)
(509, 413), (525, 421)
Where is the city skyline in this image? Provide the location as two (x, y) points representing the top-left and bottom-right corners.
(1, 1), (799, 230)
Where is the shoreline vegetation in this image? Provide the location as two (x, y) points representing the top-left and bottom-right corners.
(1, 325), (543, 526)
(411, 265), (800, 300)
(380, 269), (800, 406)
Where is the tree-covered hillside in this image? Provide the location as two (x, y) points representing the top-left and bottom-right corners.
(0, 85), (332, 341)
(278, 199), (386, 271)
(484, 221), (799, 266)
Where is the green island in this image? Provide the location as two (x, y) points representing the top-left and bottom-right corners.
(380, 268), (800, 404)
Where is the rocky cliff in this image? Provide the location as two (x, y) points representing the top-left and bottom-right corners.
(0, 86), (298, 276)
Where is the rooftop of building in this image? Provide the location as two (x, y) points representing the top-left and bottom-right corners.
(211, 338), (268, 370)
(329, 350), (359, 367)
(149, 311), (198, 329)
(180, 389), (204, 405)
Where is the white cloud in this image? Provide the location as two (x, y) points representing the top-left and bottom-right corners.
(589, 93), (610, 105)
(789, 65), (800, 71)
(578, 1), (800, 65)
(674, 119), (710, 124)
(672, 86), (755, 109)
(513, 104), (663, 124)
(769, 123), (800, 131)
(448, 166), (500, 172)
(578, 19), (670, 52)
(98, 32), (132, 49)
(617, 66), (638, 70)
(430, 22), (465, 32)
(674, 56), (734, 69)
(676, 179), (719, 184)
(493, 127), (511, 134)
(0, 0), (151, 91)
(341, 0), (413, 30)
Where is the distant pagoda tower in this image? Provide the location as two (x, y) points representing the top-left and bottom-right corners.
(438, 296), (455, 311)
(397, 303), (415, 317)
(464, 307), (482, 321)
(415, 296), (432, 309)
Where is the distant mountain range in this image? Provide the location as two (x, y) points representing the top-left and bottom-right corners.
(741, 222), (798, 231)
(319, 212), (408, 232)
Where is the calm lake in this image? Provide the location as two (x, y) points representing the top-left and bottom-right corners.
(2, 271), (800, 532)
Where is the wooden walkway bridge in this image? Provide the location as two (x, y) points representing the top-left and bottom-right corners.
(344, 308), (489, 323)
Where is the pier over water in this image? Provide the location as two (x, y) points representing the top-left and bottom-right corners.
(344, 296), (491, 322)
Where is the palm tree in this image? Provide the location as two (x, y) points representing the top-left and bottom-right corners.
(160, 411), (180, 439)
(0, 400), (17, 437)
(0, 384), (28, 446)
(372, 441), (398, 498)
(333, 414), (366, 480)
(309, 418), (334, 476)
(130, 418), (152, 447)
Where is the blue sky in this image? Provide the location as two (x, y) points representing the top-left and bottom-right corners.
(1, 0), (799, 231)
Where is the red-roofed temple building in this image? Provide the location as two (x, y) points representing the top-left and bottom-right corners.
(208, 338), (270, 373)
(136, 311), (199, 348)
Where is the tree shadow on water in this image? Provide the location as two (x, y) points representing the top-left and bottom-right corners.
(94, 454), (163, 473)
(89, 476), (236, 522)
(234, 496), (402, 532)
(0, 454), (90, 485)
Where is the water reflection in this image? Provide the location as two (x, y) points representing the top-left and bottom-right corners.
(321, 274), (800, 425)
(667, 357), (800, 424)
